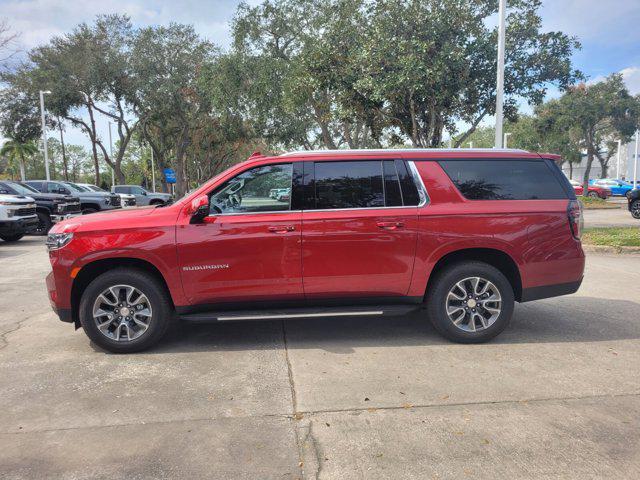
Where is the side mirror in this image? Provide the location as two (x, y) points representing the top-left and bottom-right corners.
(142, 191), (147, 196)
(187, 194), (209, 221)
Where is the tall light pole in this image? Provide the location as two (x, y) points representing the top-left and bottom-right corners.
(616, 139), (622, 179)
(503, 132), (512, 148)
(108, 122), (115, 188)
(39, 90), (52, 180)
(634, 131), (639, 188)
(494, 0), (507, 148)
(468, 141), (474, 149)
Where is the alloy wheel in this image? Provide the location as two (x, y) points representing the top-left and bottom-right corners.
(92, 284), (153, 342)
(445, 277), (502, 332)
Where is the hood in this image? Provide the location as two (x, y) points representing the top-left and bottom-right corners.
(51, 205), (159, 234)
(76, 190), (112, 197)
(0, 194), (35, 204)
(28, 192), (78, 202)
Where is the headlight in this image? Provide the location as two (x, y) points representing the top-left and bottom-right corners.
(46, 233), (74, 251)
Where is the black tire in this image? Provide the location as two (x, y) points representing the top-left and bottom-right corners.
(33, 211), (53, 236)
(631, 200), (640, 220)
(425, 261), (514, 343)
(149, 200), (164, 206)
(0, 233), (24, 242)
(588, 191), (599, 198)
(79, 268), (173, 353)
(82, 208), (97, 215)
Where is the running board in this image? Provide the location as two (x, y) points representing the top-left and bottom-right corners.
(179, 304), (419, 323)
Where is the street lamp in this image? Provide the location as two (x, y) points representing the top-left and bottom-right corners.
(503, 132), (512, 148)
(494, 0), (507, 148)
(39, 90), (52, 180)
(616, 139), (622, 179)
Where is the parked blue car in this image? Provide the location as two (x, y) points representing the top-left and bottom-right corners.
(589, 178), (639, 196)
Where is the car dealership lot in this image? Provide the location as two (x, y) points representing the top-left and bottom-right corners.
(1, 237), (639, 479)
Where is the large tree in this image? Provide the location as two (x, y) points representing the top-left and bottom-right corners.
(131, 23), (215, 196)
(25, 15), (138, 184)
(538, 75), (640, 194)
(0, 137), (38, 180)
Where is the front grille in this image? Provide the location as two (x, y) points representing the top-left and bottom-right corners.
(125, 198), (136, 206)
(59, 202), (81, 214)
(15, 206), (36, 217)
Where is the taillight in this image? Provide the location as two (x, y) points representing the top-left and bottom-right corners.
(567, 199), (583, 240)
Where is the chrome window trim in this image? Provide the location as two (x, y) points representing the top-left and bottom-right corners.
(204, 159), (429, 218)
(406, 160), (429, 207)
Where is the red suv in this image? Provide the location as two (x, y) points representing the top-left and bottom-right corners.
(46, 149), (585, 353)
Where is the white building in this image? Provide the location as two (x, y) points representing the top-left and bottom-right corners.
(561, 141), (639, 181)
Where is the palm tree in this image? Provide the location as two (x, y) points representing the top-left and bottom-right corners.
(0, 138), (38, 181)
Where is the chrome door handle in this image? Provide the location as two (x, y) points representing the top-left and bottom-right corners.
(268, 225), (295, 233)
(377, 221), (404, 230)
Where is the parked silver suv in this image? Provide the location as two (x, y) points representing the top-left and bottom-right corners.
(112, 185), (172, 206)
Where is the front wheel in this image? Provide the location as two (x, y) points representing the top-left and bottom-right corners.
(79, 268), (173, 353)
(588, 191), (599, 198)
(425, 261), (514, 343)
(631, 200), (640, 219)
(33, 212), (53, 235)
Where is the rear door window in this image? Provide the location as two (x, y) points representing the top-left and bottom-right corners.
(313, 161), (384, 209)
(439, 159), (567, 200)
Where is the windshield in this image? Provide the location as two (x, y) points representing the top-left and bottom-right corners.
(7, 182), (39, 195)
(65, 182), (89, 193)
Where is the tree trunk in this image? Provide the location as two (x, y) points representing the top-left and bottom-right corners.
(58, 121), (69, 181)
(582, 140), (595, 197)
(174, 125), (190, 198)
(86, 106), (100, 186)
(19, 153), (26, 181)
(569, 161), (573, 179)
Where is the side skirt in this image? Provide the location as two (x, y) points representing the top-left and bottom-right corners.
(178, 298), (422, 323)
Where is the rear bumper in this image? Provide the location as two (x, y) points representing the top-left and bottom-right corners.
(0, 216), (38, 235)
(520, 278), (583, 302)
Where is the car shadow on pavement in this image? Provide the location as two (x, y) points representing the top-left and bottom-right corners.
(143, 296), (640, 355)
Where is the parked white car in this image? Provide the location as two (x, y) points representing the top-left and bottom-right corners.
(0, 194), (38, 242)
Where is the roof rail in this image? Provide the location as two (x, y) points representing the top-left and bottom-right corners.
(278, 148), (529, 157)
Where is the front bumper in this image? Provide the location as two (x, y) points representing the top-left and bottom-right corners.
(0, 216), (38, 235)
(51, 212), (81, 223)
(46, 270), (73, 323)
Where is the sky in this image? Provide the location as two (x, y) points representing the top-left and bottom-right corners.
(1, 0), (639, 148)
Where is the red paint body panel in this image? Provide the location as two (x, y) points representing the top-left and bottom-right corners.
(176, 212), (303, 304)
(47, 149), (585, 318)
(301, 207), (418, 298)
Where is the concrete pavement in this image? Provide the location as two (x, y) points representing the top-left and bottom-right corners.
(583, 206), (638, 227)
(1, 237), (639, 479)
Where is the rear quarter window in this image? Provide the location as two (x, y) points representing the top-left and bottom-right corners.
(439, 159), (568, 200)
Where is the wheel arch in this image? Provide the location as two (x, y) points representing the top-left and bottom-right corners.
(425, 248), (523, 302)
(70, 257), (174, 328)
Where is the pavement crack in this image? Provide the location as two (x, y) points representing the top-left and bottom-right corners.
(0, 316), (34, 351)
(299, 420), (323, 480)
(281, 320), (305, 479)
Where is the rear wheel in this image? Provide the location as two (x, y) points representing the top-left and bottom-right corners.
(631, 200), (640, 219)
(79, 268), (173, 353)
(588, 191), (599, 198)
(0, 233), (24, 242)
(425, 261), (514, 343)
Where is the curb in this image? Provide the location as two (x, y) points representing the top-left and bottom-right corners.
(582, 244), (640, 255)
